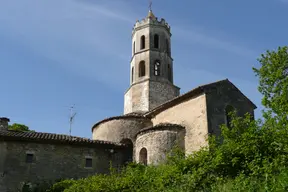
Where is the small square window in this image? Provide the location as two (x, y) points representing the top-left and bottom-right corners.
(26, 154), (34, 163)
(85, 158), (92, 168)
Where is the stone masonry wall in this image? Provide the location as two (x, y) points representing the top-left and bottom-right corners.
(151, 93), (209, 155)
(124, 79), (179, 114)
(0, 118), (9, 132)
(124, 80), (150, 114)
(92, 117), (152, 144)
(0, 142), (7, 192)
(125, 14), (178, 115)
(135, 128), (185, 165)
(205, 81), (256, 137)
(149, 80), (180, 110)
(0, 141), (125, 192)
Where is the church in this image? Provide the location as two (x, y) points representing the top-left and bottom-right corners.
(0, 9), (256, 191)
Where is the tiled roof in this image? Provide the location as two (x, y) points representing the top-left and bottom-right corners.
(91, 112), (149, 131)
(145, 79), (257, 117)
(137, 123), (185, 136)
(0, 130), (124, 147)
(0, 117), (10, 122)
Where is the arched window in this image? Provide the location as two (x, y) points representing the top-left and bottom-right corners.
(139, 148), (147, 165)
(133, 41), (135, 54)
(225, 105), (235, 128)
(154, 60), (161, 76)
(166, 39), (170, 56)
(131, 67), (134, 83)
(168, 64), (172, 81)
(121, 139), (133, 164)
(140, 35), (145, 50)
(154, 34), (159, 49)
(139, 61), (146, 77)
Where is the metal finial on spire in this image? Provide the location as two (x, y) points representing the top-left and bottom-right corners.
(149, 0), (152, 11)
(147, 0), (155, 19)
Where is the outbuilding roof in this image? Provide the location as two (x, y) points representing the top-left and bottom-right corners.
(0, 130), (124, 147)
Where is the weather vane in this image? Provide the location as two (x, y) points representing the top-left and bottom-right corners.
(149, 0), (152, 11)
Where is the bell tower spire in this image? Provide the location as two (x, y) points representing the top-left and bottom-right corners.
(124, 7), (180, 114)
(147, 0), (155, 19)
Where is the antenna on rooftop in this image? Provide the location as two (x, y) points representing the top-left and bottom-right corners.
(69, 104), (77, 136)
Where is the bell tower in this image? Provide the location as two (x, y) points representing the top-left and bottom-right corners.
(124, 8), (180, 114)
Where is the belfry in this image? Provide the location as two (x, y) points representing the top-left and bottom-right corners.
(124, 8), (180, 114)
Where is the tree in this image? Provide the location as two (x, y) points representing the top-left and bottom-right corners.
(8, 123), (33, 132)
(43, 46), (288, 192)
(253, 46), (288, 124)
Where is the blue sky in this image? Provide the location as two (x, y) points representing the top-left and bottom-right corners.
(0, 0), (287, 138)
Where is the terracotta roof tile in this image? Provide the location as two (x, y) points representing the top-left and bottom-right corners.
(137, 123), (185, 136)
(91, 113), (149, 131)
(0, 130), (124, 147)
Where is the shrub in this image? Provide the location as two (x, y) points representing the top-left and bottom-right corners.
(47, 111), (288, 191)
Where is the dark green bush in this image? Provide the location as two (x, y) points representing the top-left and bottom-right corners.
(46, 111), (288, 192)
(46, 180), (76, 192)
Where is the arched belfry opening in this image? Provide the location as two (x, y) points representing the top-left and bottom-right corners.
(121, 139), (133, 164)
(154, 34), (159, 49)
(131, 67), (134, 83)
(139, 147), (148, 165)
(140, 35), (145, 49)
(139, 61), (146, 77)
(225, 105), (235, 128)
(154, 60), (161, 76)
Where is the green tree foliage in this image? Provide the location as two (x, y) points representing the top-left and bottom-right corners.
(40, 46), (288, 191)
(45, 113), (288, 192)
(8, 123), (33, 132)
(253, 46), (288, 123)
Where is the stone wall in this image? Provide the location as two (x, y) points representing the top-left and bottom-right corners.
(0, 142), (7, 192)
(0, 118), (9, 131)
(135, 124), (185, 165)
(124, 80), (150, 114)
(150, 81), (256, 155)
(125, 12), (179, 115)
(205, 81), (256, 136)
(92, 116), (152, 144)
(124, 79), (179, 114)
(150, 93), (209, 155)
(132, 26), (150, 56)
(149, 80), (179, 110)
(0, 140), (125, 192)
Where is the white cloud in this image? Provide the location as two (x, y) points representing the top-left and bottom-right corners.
(77, 2), (134, 23)
(0, 0), (133, 89)
(173, 26), (258, 58)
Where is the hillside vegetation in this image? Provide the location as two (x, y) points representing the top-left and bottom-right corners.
(30, 46), (288, 192)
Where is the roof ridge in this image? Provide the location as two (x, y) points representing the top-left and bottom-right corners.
(0, 130), (124, 147)
(145, 79), (229, 117)
(5, 130), (88, 139)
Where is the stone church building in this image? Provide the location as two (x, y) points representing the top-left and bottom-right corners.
(0, 9), (256, 191)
